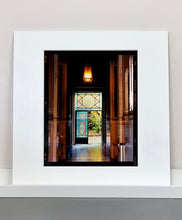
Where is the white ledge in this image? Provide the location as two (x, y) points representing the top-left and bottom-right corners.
(0, 185), (182, 198)
(0, 169), (182, 198)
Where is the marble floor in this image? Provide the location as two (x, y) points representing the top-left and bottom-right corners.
(68, 143), (133, 162)
(69, 144), (110, 162)
(68, 130), (133, 162)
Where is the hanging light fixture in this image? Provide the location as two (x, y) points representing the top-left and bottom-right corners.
(83, 65), (93, 83)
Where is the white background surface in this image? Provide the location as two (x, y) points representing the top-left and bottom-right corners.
(13, 31), (170, 185)
(0, 0), (182, 170)
(0, 0), (181, 218)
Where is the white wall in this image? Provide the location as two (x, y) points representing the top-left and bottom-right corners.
(0, 0), (182, 169)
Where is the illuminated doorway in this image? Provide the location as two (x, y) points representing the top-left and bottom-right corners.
(74, 92), (102, 145)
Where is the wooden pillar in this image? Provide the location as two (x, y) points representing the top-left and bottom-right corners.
(102, 91), (106, 148)
(129, 56), (134, 112)
(72, 93), (75, 146)
(128, 56), (134, 146)
(109, 62), (118, 160)
(58, 61), (67, 160)
(117, 55), (125, 161)
(124, 68), (129, 116)
(49, 54), (59, 162)
(48, 55), (54, 116)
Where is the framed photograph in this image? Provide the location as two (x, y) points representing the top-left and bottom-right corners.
(44, 50), (137, 167)
(13, 31), (170, 185)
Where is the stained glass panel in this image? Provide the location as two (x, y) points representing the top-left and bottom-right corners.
(75, 92), (102, 110)
(76, 111), (88, 138)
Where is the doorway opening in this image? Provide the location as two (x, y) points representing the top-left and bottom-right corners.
(70, 92), (106, 162)
(73, 92), (103, 145)
(88, 110), (102, 144)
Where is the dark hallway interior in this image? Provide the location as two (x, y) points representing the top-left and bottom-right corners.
(44, 51), (137, 166)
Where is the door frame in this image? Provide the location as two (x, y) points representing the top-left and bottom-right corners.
(72, 89), (106, 146)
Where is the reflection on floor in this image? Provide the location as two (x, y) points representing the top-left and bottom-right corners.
(68, 116), (134, 163)
(69, 143), (133, 162)
(125, 144), (133, 162)
(69, 144), (110, 162)
(69, 124), (134, 162)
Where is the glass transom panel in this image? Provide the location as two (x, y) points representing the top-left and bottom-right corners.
(75, 92), (102, 110)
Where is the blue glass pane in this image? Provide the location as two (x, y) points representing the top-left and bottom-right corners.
(76, 111), (88, 138)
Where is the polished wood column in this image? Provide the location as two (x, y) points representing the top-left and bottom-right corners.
(117, 55), (125, 161)
(117, 55), (130, 161)
(58, 61), (67, 160)
(124, 68), (129, 116)
(49, 54), (59, 162)
(129, 56), (134, 112)
(128, 56), (134, 146)
(109, 62), (118, 160)
(48, 55), (54, 117)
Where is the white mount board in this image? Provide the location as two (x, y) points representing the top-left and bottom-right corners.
(13, 31), (170, 185)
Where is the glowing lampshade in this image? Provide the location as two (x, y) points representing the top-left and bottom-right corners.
(83, 65), (93, 83)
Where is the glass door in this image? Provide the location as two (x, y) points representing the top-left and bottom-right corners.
(75, 111), (88, 144)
